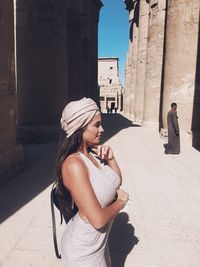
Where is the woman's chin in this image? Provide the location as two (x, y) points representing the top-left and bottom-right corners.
(96, 138), (101, 144)
(89, 139), (101, 146)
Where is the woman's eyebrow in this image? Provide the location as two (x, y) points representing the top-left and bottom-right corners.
(93, 120), (101, 124)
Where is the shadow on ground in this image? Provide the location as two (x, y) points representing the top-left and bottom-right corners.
(101, 113), (140, 144)
(0, 143), (57, 223)
(109, 212), (139, 267)
(0, 113), (137, 223)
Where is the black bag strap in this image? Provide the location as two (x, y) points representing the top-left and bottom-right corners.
(50, 183), (62, 259)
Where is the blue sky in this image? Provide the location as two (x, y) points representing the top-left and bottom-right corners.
(98, 0), (129, 85)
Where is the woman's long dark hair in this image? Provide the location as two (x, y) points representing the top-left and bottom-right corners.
(55, 128), (84, 213)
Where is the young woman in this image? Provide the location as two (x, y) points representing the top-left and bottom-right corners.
(56, 97), (129, 267)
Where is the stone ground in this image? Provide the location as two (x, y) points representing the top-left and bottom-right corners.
(0, 113), (200, 267)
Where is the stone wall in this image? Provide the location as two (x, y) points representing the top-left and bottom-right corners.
(98, 58), (123, 112)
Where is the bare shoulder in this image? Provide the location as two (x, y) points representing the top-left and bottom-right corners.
(63, 152), (82, 166)
(61, 153), (88, 186)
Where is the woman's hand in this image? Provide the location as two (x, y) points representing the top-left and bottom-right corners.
(93, 145), (122, 185)
(96, 145), (114, 161)
(117, 189), (129, 206)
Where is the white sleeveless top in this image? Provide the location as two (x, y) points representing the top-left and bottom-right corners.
(60, 152), (121, 267)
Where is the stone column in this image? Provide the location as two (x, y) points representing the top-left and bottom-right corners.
(162, 0), (200, 135)
(123, 56), (128, 114)
(118, 88), (122, 111)
(120, 87), (124, 111)
(66, 0), (102, 104)
(0, 0), (23, 184)
(66, 1), (85, 101)
(81, 0), (92, 99)
(124, 0), (133, 117)
(192, 15), (200, 147)
(143, 0), (166, 126)
(89, 0), (103, 104)
(124, 0), (139, 120)
(124, 49), (132, 116)
(16, 0), (68, 142)
(129, 0), (139, 121)
(134, 0), (149, 125)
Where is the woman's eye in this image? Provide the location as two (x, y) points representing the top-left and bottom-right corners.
(95, 123), (101, 127)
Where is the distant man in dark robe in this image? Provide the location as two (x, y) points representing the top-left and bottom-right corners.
(165, 103), (180, 154)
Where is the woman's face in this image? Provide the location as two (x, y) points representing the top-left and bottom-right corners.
(83, 112), (104, 146)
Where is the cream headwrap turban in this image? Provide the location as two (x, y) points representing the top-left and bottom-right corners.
(60, 97), (100, 138)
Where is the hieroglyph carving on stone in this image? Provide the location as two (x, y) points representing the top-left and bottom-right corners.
(149, 0), (159, 16)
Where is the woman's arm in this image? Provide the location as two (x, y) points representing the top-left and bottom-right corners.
(61, 155), (128, 229)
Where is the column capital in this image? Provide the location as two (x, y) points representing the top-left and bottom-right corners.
(124, 0), (137, 11)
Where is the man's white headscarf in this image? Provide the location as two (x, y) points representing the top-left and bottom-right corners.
(60, 97), (100, 138)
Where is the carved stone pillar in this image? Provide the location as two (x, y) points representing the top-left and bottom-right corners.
(66, 1), (82, 101)
(124, 1), (134, 117)
(134, 0), (149, 125)
(129, 1), (139, 121)
(192, 15), (200, 148)
(16, 0), (102, 143)
(143, 0), (166, 126)
(0, 0), (23, 184)
(16, 0), (68, 142)
(66, 0), (102, 104)
(124, 0), (139, 120)
(162, 0), (200, 136)
(88, 0), (103, 104)
(124, 47), (132, 116)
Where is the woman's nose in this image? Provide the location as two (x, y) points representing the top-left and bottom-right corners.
(100, 125), (104, 133)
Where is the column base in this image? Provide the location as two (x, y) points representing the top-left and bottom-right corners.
(143, 121), (159, 129)
(192, 131), (200, 150)
(134, 118), (143, 126)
